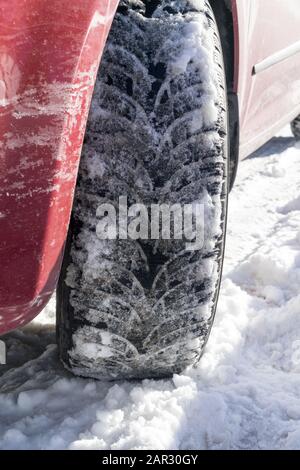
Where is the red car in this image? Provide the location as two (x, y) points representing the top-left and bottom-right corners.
(0, 0), (300, 379)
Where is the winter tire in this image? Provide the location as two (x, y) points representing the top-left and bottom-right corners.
(57, 0), (228, 380)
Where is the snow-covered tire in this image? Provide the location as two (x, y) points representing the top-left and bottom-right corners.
(291, 115), (300, 140)
(57, 0), (228, 380)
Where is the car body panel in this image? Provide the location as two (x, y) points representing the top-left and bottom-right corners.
(0, 0), (300, 334)
(0, 0), (118, 334)
(233, 0), (300, 158)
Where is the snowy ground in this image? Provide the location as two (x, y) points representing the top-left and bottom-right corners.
(1, 126), (300, 450)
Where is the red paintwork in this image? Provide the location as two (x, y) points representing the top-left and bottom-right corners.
(0, 0), (118, 334)
(0, 0), (300, 334)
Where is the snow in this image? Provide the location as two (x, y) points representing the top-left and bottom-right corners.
(70, 328), (114, 361)
(1, 126), (300, 449)
(170, 19), (219, 128)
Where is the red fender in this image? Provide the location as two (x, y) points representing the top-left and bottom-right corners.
(0, 0), (119, 334)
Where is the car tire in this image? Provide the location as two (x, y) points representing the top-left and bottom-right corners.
(291, 115), (300, 140)
(57, 0), (228, 380)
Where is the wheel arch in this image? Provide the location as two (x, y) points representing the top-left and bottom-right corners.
(0, 0), (119, 335)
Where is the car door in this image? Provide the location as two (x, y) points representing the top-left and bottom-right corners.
(235, 0), (300, 158)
